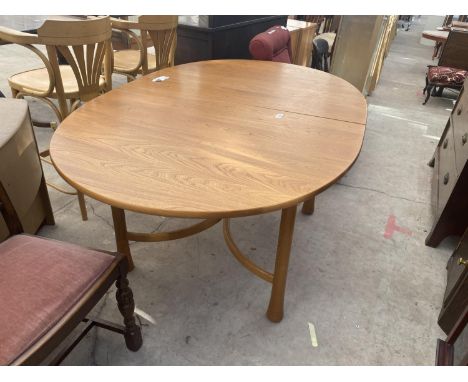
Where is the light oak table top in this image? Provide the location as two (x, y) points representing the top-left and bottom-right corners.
(422, 30), (449, 42)
(50, 59), (367, 219)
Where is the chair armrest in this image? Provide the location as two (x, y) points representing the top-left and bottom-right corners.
(110, 17), (139, 30)
(0, 26), (41, 45)
(0, 29), (55, 97)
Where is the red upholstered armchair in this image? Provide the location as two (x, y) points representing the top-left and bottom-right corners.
(249, 25), (292, 63)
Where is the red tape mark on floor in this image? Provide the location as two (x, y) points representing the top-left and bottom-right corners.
(384, 214), (412, 239)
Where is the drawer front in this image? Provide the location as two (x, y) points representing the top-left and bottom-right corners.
(452, 89), (468, 173)
(437, 120), (458, 213)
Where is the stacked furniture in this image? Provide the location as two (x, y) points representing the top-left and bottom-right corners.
(286, 19), (317, 67)
(365, 15), (398, 94)
(426, 86), (468, 246)
(0, 99), (54, 241)
(330, 15), (397, 94)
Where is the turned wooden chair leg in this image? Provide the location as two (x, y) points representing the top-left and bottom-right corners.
(77, 192), (88, 221)
(423, 85), (433, 105)
(111, 206), (135, 271)
(302, 196), (315, 215)
(116, 274), (143, 351)
(423, 75), (428, 95)
(267, 205), (297, 322)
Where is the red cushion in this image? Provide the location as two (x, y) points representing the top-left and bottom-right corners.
(0, 235), (115, 365)
(249, 25), (292, 63)
(428, 66), (468, 85)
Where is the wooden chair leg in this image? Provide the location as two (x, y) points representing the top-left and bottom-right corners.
(267, 205), (297, 322)
(423, 85), (433, 105)
(302, 196), (315, 215)
(423, 75), (429, 94)
(116, 274), (143, 351)
(77, 192), (88, 221)
(111, 206), (135, 271)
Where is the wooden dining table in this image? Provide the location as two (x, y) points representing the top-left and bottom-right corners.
(422, 30), (449, 60)
(50, 59), (367, 322)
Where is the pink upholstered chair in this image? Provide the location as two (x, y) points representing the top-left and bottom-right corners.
(249, 25), (292, 63)
(0, 180), (142, 365)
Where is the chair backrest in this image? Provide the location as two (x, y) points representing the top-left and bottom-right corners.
(249, 26), (292, 64)
(439, 29), (468, 71)
(37, 16), (113, 113)
(136, 16), (178, 73)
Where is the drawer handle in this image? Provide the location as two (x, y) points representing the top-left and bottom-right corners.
(463, 133), (467, 145)
(459, 258), (468, 266)
(443, 138), (448, 149)
(443, 172), (450, 185)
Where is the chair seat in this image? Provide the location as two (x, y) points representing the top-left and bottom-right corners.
(8, 65), (106, 98)
(428, 66), (468, 85)
(113, 49), (157, 73)
(0, 235), (115, 365)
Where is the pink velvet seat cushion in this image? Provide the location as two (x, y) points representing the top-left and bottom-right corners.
(249, 25), (292, 63)
(0, 235), (115, 365)
(428, 66), (468, 85)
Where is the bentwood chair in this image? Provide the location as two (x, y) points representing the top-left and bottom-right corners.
(0, 180), (142, 365)
(111, 16), (178, 81)
(0, 16), (114, 221)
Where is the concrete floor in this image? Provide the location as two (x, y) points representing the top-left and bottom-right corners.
(0, 16), (459, 365)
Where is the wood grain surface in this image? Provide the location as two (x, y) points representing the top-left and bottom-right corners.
(50, 59), (367, 218)
(422, 30), (449, 42)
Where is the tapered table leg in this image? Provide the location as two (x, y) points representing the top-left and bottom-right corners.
(267, 205), (297, 322)
(111, 206), (135, 271)
(302, 195), (315, 215)
(77, 191), (88, 221)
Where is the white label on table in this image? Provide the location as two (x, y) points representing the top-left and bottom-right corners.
(152, 76), (170, 82)
(275, 113), (285, 119)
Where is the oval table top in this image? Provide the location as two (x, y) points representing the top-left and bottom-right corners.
(422, 30), (449, 42)
(50, 59), (367, 218)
